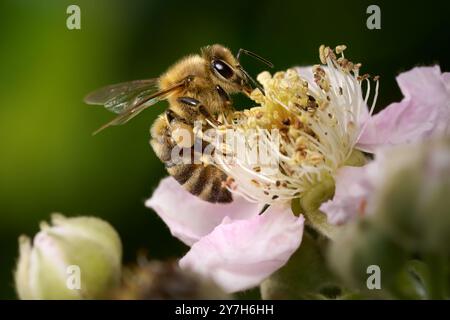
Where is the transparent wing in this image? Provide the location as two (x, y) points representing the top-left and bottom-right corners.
(87, 79), (187, 135)
(84, 79), (160, 114)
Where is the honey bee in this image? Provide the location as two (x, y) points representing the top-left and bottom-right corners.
(84, 44), (272, 203)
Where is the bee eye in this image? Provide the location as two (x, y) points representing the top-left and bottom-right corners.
(212, 60), (234, 79)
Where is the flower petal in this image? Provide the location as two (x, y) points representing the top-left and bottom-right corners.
(179, 205), (304, 293)
(358, 66), (450, 153)
(145, 177), (263, 246)
(320, 163), (379, 225)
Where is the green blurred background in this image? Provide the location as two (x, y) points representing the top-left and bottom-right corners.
(0, 0), (448, 299)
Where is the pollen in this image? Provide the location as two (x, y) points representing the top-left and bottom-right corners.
(207, 45), (379, 204)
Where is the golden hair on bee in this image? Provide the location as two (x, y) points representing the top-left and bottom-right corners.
(84, 44), (273, 203)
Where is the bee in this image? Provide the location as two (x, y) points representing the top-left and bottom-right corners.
(84, 44), (272, 203)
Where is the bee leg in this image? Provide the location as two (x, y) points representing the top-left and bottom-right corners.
(177, 96), (201, 108)
(164, 98), (202, 128)
(164, 109), (177, 125)
(175, 97), (203, 121)
(176, 96), (221, 126)
(176, 97), (208, 118)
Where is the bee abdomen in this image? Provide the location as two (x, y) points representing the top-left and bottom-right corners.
(167, 164), (232, 203)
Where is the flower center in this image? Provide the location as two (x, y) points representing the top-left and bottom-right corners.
(205, 45), (379, 204)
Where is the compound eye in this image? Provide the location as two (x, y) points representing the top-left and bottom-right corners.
(212, 59), (234, 79)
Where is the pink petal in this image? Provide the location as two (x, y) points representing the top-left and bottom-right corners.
(358, 66), (450, 153)
(443, 72), (450, 91)
(320, 163), (379, 225)
(145, 177), (263, 246)
(179, 205), (304, 293)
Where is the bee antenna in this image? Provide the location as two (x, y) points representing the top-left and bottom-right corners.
(237, 48), (274, 68)
(239, 66), (266, 96)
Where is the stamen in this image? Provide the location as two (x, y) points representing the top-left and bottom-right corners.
(204, 45), (376, 204)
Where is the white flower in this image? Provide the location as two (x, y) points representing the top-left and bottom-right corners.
(208, 45), (378, 204)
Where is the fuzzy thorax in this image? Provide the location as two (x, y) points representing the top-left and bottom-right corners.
(207, 45), (379, 204)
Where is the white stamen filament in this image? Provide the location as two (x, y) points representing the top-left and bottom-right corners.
(205, 45), (379, 204)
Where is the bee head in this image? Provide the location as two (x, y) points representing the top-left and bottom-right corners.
(201, 44), (253, 95)
(201, 44), (273, 96)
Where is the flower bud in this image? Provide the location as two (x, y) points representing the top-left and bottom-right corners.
(15, 214), (122, 299)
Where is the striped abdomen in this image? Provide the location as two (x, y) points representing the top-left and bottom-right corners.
(167, 163), (232, 203)
(150, 114), (232, 203)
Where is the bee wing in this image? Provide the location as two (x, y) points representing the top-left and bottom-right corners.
(84, 79), (160, 114)
(86, 79), (187, 135)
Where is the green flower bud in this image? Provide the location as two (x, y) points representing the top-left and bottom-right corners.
(15, 214), (122, 299)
